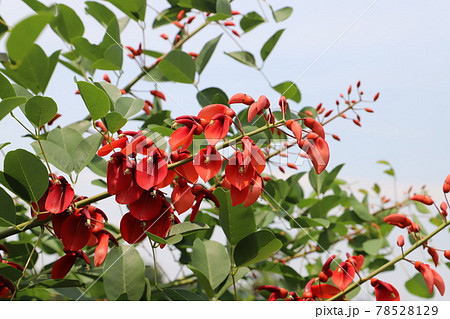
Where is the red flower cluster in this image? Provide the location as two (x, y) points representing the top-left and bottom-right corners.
(258, 253), (401, 301)
(30, 177), (117, 279)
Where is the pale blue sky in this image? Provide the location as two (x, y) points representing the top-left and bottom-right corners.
(1, 0), (449, 300)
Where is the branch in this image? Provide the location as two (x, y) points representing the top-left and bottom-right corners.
(0, 121), (285, 241)
(327, 219), (450, 300)
(122, 21), (210, 93)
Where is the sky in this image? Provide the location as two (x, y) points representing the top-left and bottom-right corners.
(1, 0), (450, 300)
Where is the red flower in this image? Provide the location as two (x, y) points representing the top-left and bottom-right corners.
(225, 151), (255, 191)
(93, 230), (118, 267)
(136, 150), (168, 190)
(171, 179), (195, 214)
(243, 174), (264, 207)
(0, 275), (15, 298)
(228, 93), (254, 105)
(169, 116), (203, 151)
(410, 194), (434, 206)
(204, 114), (233, 146)
(303, 118), (325, 139)
(51, 250), (90, 279)
(299, 136), (330, 174)
(107, 152), (133, 195)
(97, 137), (128, 157)
(332, 261), (355, 291)
(45, 176), (74, 214)
(190, 185), (219, 221)
(414, 262), (445, 295)
(248, 95), (270, 123)
(311, 284), (341, 299)
(383, 213), (412, 228)
(371, 278), (400, 301)
(171, 150), (198, 183)
(129, 189), (163, 221)
(60, 208), (92, 251)
(242, 137), (266, 174)
(257, 285), (288, 301)
(31, 180), (52, 220)
(193, 145), (223, 183)
(197, 104), (229, 122)
(286, 119), (303, 144)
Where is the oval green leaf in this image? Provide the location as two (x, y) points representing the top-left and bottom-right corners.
(191, 238), (230, 289)
(260, 29), (285, 61)
(103, 245), (146, 301)
(104, 111), (127, 133)
(240, 11), (265, 33)
(272, 6), (293, 22)
(1, 149), (48, 203)
(196, 34), (222, 74)
(0, 186), (15, 226)
(158, 50), (196, 83)
(225, 51), (257, 68)
(25, 96), (58, 128)
(6, 12), (54, 63)
(54, 4), (84, 43)
(273, 81), (301, 102)
(77, 81), (110, 120)
(0, 97), (27, 123)
(234, 230), (282, 268)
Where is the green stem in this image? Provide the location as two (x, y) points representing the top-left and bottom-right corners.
(11, 226), (45, 300)
(327, 219), (450, 300)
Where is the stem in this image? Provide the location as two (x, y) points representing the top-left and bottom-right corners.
(122, 21), (209, 93)
(150, 241), (162, 291)
(11, 226), (44, 300)
(327, 219), (450, 300)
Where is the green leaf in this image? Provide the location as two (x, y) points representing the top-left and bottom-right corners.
(308, 195), (342, 218)
(72, 37), (102, 61)
(214, 188), (256, 246)
(21, 0), (48, 12)
(234, 230), (282, 268)
(2, 44), (49, 94)
(71, 133), (102, 174)
(104, 0), (146, 21)
(215, 267), (249, 299)
(196, 34), (222, 74)
(362, 238), (385, 255)
(253, 261), (300, 280)
(260, 29), (285, 61)
(240, 11), (265, 32)
(225, 51), (257, 68)
(273, 81), (301, 102)
(187, 266), (214, 299)
(103, 245), (146, 301)
(289, 216), (331, 229)
(54, 4), (84, 43)
(414, 201), (430, 214)
(85, 1), (116, 26)
(321, 164), (344, 193)
(191, 238), (230, 290)
(0, 97), (27, 123)
(271, 6), (293, 22)
(92, 44), (123, 71)
(197, 87), (228, 107)
(0, 72), (16, 99)
(104, 112), (127, 133)
(167, 222), (210, 237)
(6, 12), (54, 63)
(0, 142), (10, 151)
(146, 232), (168, 245)
(405, 273), (434, 298)
(216, 0), (232, 15)
(349, 195), (374, 222)
(158, 50), (196, 83)
(1, 149), (48, 203)
(88, 155), (107, 177)
(77, 81), (110, 120)
(24, 96), (57, 128)
(0, 186), (15, 226)
(115, 97), (144, 118)
(100, 82), (123, 104)
(0, 263), (22, 282)
(162, 288), (208, 301)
